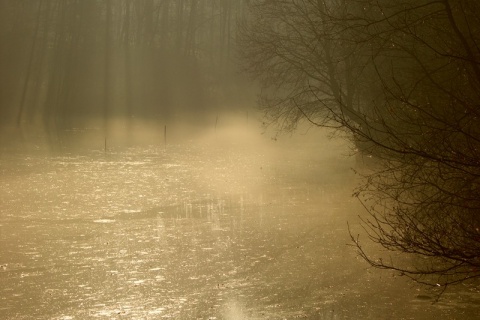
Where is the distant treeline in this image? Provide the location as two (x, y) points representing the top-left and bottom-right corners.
(0, 0), (250, 128)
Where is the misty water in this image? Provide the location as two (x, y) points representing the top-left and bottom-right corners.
(1, 122), (479, 319)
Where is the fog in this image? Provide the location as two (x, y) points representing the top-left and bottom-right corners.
(1, 1), (480, 319)
(0, 0), (252, 135)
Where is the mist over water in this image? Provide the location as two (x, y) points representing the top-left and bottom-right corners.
(1, 0), (480, 318)
(1, 114), (480, 319)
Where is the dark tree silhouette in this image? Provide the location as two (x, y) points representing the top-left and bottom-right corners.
(239, 0), (480, 289)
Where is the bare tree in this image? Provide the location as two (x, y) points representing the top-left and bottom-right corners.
(239, 0), (480, 289)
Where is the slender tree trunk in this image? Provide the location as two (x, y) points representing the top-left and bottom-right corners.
(185, 0), (198, 56)
(104, 0), (112, 135)
(159, 0), (170, 46)
(16, 0), (43, 126)
(124, 0), (133, 121)
(176, 0), (185, 53)
(28, 0), (52, 123)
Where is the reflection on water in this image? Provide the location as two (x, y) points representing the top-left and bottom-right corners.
(0, 131), (479, 319)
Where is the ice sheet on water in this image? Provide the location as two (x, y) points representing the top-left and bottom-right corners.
(122, 209), (142, 213)
(93, 219), (116, 223)
(148, 307), (166, 315)
(2, 138), (479, 320)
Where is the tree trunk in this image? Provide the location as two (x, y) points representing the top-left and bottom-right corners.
(16, 0), (43, 127)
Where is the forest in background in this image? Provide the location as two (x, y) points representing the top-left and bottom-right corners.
(0, 0), (251, 133)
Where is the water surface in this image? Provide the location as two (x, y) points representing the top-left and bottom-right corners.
(1, 130), (479, 319)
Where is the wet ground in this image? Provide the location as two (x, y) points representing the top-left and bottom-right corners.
(1, 127), (479, 319)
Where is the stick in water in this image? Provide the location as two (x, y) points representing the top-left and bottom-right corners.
(164, 125), (167, 150)
(104, 137), (107, 153)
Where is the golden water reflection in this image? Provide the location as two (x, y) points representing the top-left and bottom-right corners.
(1, 128), (479, 319)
